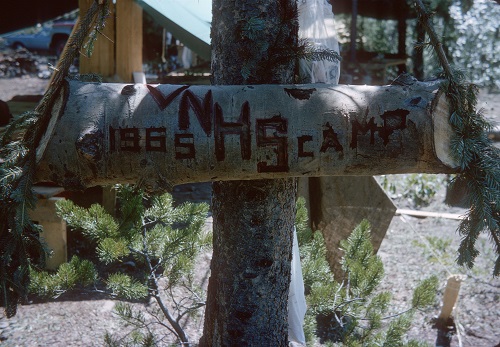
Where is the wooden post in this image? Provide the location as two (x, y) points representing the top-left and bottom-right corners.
(29, 187), (67, 270)
(115, 0), (143, 82)
(439, 275), (464, 320)
(78, 0), (115, 77)
(79, 0), (142, 82)
(35, 79), (458, 189)
(434, 274), (464, 347)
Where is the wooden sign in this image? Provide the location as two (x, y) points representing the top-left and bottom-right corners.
(35, 79), (457, 190)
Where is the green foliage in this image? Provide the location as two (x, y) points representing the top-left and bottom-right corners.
(0, 117), (46, 317)
(104, 302), (158, 347)
(412, 276), (440, 309)
(447, 0), (500, 90)
(296, 39), (342, 64)
(340, 220), (385, 297)
(106, 273), (148, 300)
(52, 185), (210, 345)
(296, 198), (437, 346)
(402, 174), (442, 207)
(56, 200), (120, 241)
(412, 236), (454, 265)
(28, 256), (97, 298)
(104, 302), (157, 347)
(379, 174), (445, 208)
(84, 1), (111, 58)
(416, 0), (500, 276)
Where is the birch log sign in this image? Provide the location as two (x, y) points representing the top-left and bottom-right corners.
(35, 78), (457, 190)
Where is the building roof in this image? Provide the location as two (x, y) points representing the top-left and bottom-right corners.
(137, 0), (212, 60)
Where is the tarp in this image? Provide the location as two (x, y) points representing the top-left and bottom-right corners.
(137, 0), (211, 61)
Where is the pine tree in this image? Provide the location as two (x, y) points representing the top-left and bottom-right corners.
(296, 198), (438, 346)
(29, 185), (210, 346)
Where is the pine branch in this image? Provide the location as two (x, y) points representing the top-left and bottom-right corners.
(414, 0), (452, 77)
(414, 0), (500, 276)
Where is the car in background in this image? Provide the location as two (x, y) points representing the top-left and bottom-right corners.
(3, 21), (75, 56)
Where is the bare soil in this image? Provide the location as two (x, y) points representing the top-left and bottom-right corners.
(0, 65), (499, 346)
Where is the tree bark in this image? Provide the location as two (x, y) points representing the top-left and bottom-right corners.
(35, 79), (457, 189)
(200, 1), (298, 346)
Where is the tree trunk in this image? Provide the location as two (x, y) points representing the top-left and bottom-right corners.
(34, 79), (456, 189)
(200, 1), (298, 346)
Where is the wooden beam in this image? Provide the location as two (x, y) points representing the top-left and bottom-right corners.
(35, 79), (458, 190)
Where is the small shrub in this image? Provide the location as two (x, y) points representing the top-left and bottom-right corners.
(378, 174), (446, 207)
(296, 197), (438, 346)
(412, 236), (453, 265)
(29, 185), (210, 346)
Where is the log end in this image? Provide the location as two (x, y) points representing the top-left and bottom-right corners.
(431, 91), (459, 169)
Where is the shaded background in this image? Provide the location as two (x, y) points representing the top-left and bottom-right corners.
(0, 1), (78, 34)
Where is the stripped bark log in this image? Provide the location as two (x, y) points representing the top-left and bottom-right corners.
(35, 79), (457, 190)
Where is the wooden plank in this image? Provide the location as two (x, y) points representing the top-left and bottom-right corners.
(115, 0), (143, 82)
(78, 0), (115, 77)
(35, 80), (458, 190)
(312, 176), (396, 280)
(396, 208), (464, 220)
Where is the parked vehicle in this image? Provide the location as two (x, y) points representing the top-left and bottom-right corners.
(3, 21), (75, 56)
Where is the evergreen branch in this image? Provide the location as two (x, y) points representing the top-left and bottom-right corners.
(137, 221), (191, 345)
(0, 0), (111, 317)
(148, 309), (178, 337)
(414, 0), (500, 275)
(297, 39), (342, 63)
(358, 308), (413, 322)
(414, 0), (452, 77)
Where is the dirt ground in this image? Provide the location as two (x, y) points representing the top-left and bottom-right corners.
(0, 64), (499, 346)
